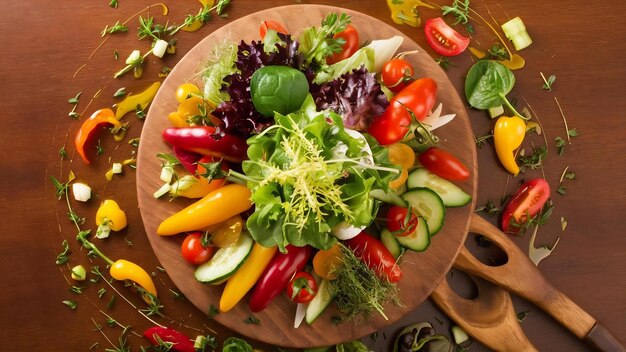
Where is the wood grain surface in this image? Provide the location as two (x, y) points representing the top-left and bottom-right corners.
(0, 0), (624, 351)
(136, 5), (476, 348)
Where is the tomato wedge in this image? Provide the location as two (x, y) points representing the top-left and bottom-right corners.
(260, 20), (288, 39)
(326, 25), (359, 64)
(424, 17), (470, 56)
(501, 178), (551, 234)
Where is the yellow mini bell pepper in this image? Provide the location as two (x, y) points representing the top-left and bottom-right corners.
(157, 183), (252, 236)
(219, 243), (277, 312)
(114, 81), (161, 120)
(169, 175), (226, 199)
(95, 199), (127, 239)
(493, 115), (526, 176)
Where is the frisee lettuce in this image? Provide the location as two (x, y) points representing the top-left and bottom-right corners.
(230, 96), (397, 252)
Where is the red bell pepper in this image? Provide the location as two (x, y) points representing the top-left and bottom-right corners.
(173, 146), (202, 175)
(162, 126), (248, 163)
(344, 232), (402, 283)
(143, 326), (194, 352)
(249, 245), (312, 312)
(75, 108), (121, 164)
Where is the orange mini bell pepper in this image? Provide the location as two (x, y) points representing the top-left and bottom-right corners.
(219, 243), (277, 312)
(75, 109), (121, 164)
(157, 183), (252, 236)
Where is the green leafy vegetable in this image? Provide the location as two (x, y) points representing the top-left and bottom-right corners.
(464, 60), (524, 118)
(298, 13), (352, 66)
(250, 65), (310, 117)
(313, 47), (375, 84)
(222, 337), (253, 352)
(233, 96), (396, 251)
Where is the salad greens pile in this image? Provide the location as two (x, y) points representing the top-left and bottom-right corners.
(233, 96), (397, 252)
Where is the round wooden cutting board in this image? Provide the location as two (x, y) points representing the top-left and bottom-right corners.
(136, 4), (477, 348)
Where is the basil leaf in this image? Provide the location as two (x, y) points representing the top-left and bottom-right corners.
(465, 60), (516, 109)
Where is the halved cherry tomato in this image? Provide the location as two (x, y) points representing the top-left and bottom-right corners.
(501, 178), (551, 234)
(326, 25), (359, 65)
(368, 78), (437, 145)
(260, 20), (288, 39)
(417, 147), (470, 181)
(424, 17), (470, 56)
(386, 206), (419, 237)
(181, 232), (214, 265)
(382, 58), (414, 93)
(285, 272), (318, 304)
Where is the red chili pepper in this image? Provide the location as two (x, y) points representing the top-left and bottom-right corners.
(344, 232), (402, 283)
(162, 126), (248, 163)
(75, 108), (121, 164)
(173, 146), (202, 175)
(249, 245), (312, 312)
(143, 326), (194, 352)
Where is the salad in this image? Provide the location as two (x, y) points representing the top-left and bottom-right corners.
(151, 12), (472, 326)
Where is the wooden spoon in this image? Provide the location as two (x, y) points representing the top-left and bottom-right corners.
(438, 213), (625, 351)
(432, 273), (537, 352)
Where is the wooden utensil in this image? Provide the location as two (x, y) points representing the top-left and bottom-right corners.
(136, 5), (478, 348)
(432, 272), (537, 352)
(433, 213), (625, 352)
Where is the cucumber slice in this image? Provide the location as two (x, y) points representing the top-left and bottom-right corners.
(370, 189), (407, 207)
(393, 216), (430, 252)
(194, 232), (254, 284)
(380, 229), (403, 259)
(407, 168), (472, 207)
(402, 188), (445, 235)
(501, 17), (532, 50)
(305, 278), (333, 325)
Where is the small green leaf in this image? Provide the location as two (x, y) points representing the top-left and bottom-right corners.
(113, 87), (126, 98)
(62, 300), (78, 310)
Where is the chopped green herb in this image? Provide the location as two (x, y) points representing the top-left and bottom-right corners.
(517, 310), (529, 322)
(475, 199), (499, 217)
(56, 240), (70, 265)
(488, 44), (508, 60)
(113, 87), (126, 98)
(517, 145), (547, 172)
(435, 56), (453, 70)
(96, 140), (104, 156)
(50, 175), (70, 200)
(68, 92), (82, 105)
(59, 146), (68, 160)
(540, 72), (556, 91)
(556, 184), (567, 195)
(244, 315), (260, 325)
(555, 136), (566, 156)
(114, 50), (119, 60)
(565, 171), (575, 180)
(208, 304), (219, 319)
(568, 128), (579, 137)
(63, 300), (78, 310)
(474, 133), (493, 148)
(101, 21), (128, 37)
(69, 111), (81, 120)
(135, 105), (147, 119)
(464, 22), (475, 34)
(109, 0), (118, 8)
(216, 0), (231, 15)
(441, 0), (470, 24)
(128, 138), (140, 147)
(70, 286), (83, 294)
(98, 288), (107, 298)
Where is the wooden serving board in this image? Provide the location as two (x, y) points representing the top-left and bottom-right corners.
(136, 4), (477, 348)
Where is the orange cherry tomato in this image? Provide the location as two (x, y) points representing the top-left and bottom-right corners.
(260, 20), (288, 39)
(312, 243), (343, 280)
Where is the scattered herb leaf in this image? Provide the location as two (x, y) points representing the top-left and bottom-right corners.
(63, 300), (78, 310)
(244, 315), (260, 325)
(540, 72), (556, 91)
(113, 87), (126, 98)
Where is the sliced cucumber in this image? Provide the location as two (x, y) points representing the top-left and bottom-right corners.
(394, 216), (430, 252)
(380, 229), (403, 259)
(407, 168), (472, 207)
(305, 278), (333, 325)
(370, 188), (407, 207)
(402, 188), (445, 236)
(194, 232), (254, 284)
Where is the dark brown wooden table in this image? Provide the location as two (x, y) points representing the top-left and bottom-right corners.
(1, 0), (624, 351)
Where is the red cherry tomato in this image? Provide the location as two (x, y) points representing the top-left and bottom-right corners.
(181, 232), (214, 265)
(417, 147), (470, 181)
(381, 58), (414, 93)
(326, 25), (360, 64)
(424, 17), (470, 56)
(285, 272), (318, 304)
(260, 20), (288, 39)
(386, 205), (419, 237)
(368, 78), (437, 145)
(501, 178), (551, 234)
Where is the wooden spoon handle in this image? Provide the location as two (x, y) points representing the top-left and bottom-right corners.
(457, 213), (624, 352)
(432, 274), (538, 352)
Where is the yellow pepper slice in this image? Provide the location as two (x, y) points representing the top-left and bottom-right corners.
(157, 183), (252, 236)
(493, 115), (526, 176)
(95, 199), (127, 239)
(114, 81), (161, 120)
(219, 244), (277, 312)
(386, 0), (434, 27)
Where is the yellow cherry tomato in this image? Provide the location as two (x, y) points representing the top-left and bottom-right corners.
(387, 143), (415, 189)
(313, 243), (343, 280)
(175, 83), (201, 103)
